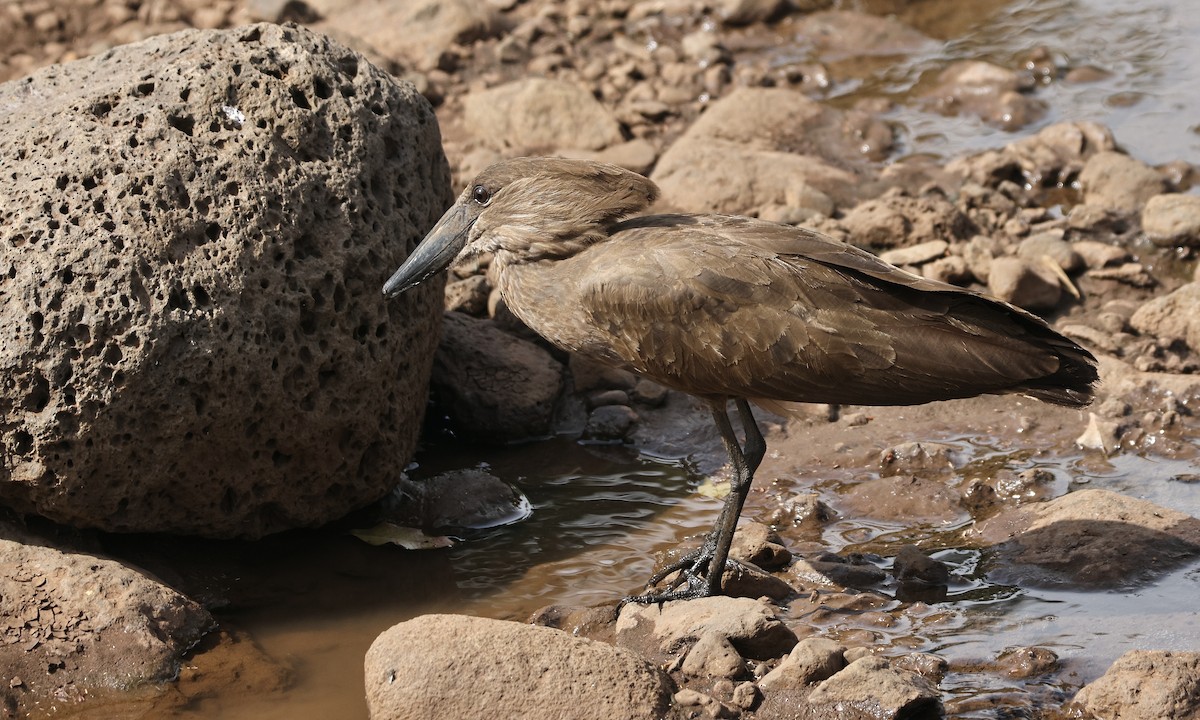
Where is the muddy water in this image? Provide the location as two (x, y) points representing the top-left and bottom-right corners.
(874, 0), (1200, 166)
(98, 0), (1200, 718)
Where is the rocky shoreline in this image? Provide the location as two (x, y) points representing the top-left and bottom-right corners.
(1, 0), (1199, 718)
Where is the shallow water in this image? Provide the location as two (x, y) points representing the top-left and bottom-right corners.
(870, 0), (1200, 166)
(76, 0), (1200, 717)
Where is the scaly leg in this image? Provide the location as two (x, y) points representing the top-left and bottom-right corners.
(623, 399), (764, 604)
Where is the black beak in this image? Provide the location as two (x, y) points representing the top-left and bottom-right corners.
(383, 203), (473, 297)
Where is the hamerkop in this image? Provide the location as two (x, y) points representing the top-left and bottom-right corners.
(383, 157), (1098, 603)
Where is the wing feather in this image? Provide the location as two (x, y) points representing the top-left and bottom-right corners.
(563, 214), (1090, 406)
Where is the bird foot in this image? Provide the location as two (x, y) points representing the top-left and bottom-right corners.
(620, 545), (751, 606)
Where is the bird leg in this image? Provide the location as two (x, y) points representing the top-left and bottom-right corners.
(625, 399), (765, 604)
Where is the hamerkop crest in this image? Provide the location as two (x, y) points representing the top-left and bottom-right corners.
(384, 157), (1098, 603)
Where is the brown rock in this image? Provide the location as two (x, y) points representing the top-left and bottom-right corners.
(652, 87), (868, 214)
(1017, 231), (1084, 272)
(730, 522), (792, 569)
(879, 240), (949, 267)
(986, 256), (1063, 311)
(791, 10), (933, 61)
(682, 632), (747, 678)
(1073, 239), (1130, 269)
(365, 614), (674, 720)
(0, 24), (449, 537)
(385, 468), (526, 529)
(1072, 650), (1200, 720)
(949, 121), (1115, 189)
(1142, 193), (1200, 246)
(758, 637), (847, 690)
(807, 656), (942, 718)
(432, 312), (565, 442)
(616, 596), (797, 660)
(995, 646), (1058, 678)
(463, 78), (623, 152)
(1078, 151), (1167, 214)
(315, 0), (502, 68)
(1129, 282), (1200, 351)
(719, 0), (787, 25)
(892, 545), (950, 585)
(923, 60), (1044, 130)
(841, 195), (977, 250)
(0, 526), (214, 717)
(980, 489), (1200, 589)
(786, 554), (887, 589)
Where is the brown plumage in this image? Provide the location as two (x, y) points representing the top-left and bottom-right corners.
(384, 157), (1098, 602)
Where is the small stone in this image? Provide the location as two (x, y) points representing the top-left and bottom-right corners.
(1078, 151), (1166, 214)
(630, 379), (668, 407)
(758, 637), (846, 690)
(1016, 231), (1083, 272)
(1142, 193), (1200, 246)
(893, 653), (948, 683)
(1072, 239), (1130, 269)
(444, 276), (490, 315)
(807, 656), (942, 717)
(892, 546), (950, 586)
(879, 240), (948, 267)
(787, 555), (887, 589)
(673, 689), (738, 718)
(879, 441), (957, 475)
(719, 563), (795, 600)
(616, 596), (797, 660)
(922, 255), (972, 285)
(732, 681), (759, 710)
(584, 405), (639, 441)
(1129, 282), (1200, 349)
(996, 646), (1058, 678)
(730, 522), (792, 569)
(587, 390), (631, 409)
(682, 632), (746, 679)
(987, 256), (1062, 311)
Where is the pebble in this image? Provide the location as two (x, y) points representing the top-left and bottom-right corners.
(1142, 193), (1200, 246)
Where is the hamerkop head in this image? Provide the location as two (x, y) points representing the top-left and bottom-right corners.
(383, 156), (1098, 605)
(383, 157), (657, 296)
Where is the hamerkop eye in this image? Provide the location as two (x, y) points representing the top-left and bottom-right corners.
(383, 156), (1098, 605)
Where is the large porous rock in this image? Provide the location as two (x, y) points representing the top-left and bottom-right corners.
(1129, 281), (1200, 351)
(364, 614), (674, 720)
(463, 77), (624, 153)
(0, 525), (214, 716)
(1078, 151), (1167, 214)
(976, 489), (1200, 589)
(1071, 650), (1200, 720)
(0, 24), (452, 537)
(431, 312), (564, 441)
(651, 87), (871, 215)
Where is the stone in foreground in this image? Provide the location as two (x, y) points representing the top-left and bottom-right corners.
(365, 614), (674, 720)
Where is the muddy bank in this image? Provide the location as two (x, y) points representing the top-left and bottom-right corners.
(1, 0), (1199, 718)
